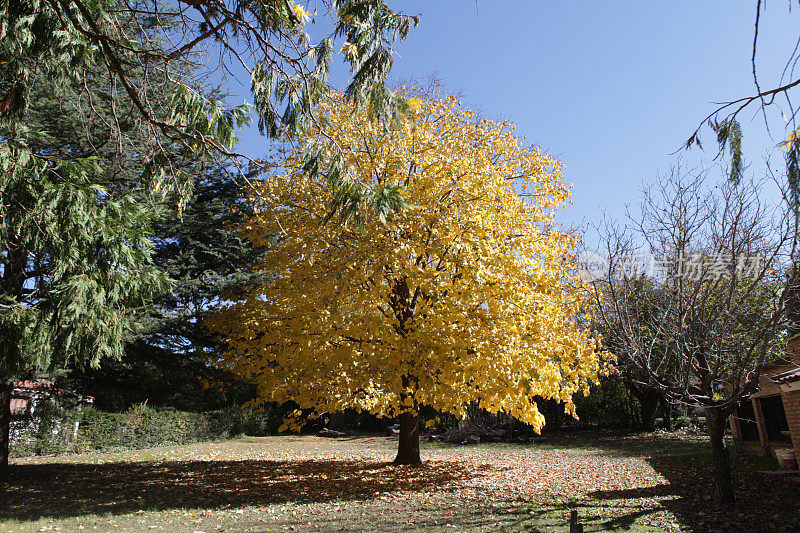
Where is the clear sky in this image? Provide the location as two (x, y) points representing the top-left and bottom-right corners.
(235, 1), (800, 236)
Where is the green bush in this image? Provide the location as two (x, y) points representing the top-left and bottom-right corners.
(572, 375), (633, 429)
(9, 402), (288, 458)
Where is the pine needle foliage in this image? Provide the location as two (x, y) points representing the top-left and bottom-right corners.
(1, 0), (418, 219)
(68, 163), (269, 411)
(0, 68), (174, 383)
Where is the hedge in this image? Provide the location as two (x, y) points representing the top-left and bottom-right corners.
(9, 403), (289, 458)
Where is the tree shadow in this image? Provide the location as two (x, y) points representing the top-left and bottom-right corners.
(529, 430), (798, 530)
(497, 495), (663, 531)
(542, 429), (710, 459)
(1, 458), (486, 521)
(589, 456), (800, 532)
(589, 484), (677, 501)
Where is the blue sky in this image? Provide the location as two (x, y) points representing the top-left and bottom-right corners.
(236, 2), (800, 235)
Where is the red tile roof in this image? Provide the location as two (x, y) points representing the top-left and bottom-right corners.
(12, 379), (54, 390)
(10, 379), (94, 409)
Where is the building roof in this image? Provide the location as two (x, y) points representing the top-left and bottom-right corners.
(10, 379), (94, 415)
(13, 379), (55, 391)
(772, 367), (800, 385)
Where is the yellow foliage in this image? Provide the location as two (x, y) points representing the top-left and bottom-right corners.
(407, 98), (423, 112)
(340, 41), (359, 61)
(781, 129), (799, 151)
(290, 3), (311, 24)
(207, 90), (604, 433)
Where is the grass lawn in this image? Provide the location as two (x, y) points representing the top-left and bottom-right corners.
(1, 431), (799, 532)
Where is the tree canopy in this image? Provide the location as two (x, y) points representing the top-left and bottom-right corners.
(1, 0), (418, 214)
(0, 63), (174, 384)
(0, 0), (417, 474)
(588, 167), (798, 503)
(68, 161), (268, 412)
(208, 91), (603, 463)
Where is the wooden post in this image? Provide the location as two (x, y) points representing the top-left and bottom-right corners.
(753, 397), (770, 456)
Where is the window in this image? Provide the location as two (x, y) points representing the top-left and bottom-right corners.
(734, 401), (759, 442)
(759, 395), (790, 443)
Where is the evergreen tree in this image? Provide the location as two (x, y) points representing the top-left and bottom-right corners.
(1, 0), (418, 220)
(0, 69), (170, 476)
(69, 164), (268, 412)
(0, 49), (205, 476)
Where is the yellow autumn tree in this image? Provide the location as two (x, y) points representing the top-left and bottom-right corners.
(208, 90), (603, 464)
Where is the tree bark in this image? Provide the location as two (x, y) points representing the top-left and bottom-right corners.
(630, 385), (659, 432)
(0, 382), (11, 481)
(639, 391), (659, 432)
(708, 409), (735, 505)
(661, 397), (673, 431)
(393, 408), (421, 465)
(626, 384), (639, 429)
(0, 244), (28, 300)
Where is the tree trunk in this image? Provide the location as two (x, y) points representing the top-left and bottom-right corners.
(640, 392), (659, 432)
(600, 379), (609, 428)
(623, 384), (632, 428)
(393, 408), (421, 465)
(661, 397), (673, 431)
(630, 385), (659, 432)
(707, 409), (735, 505)
(0, 382), (11, 481)
(627, 384), (639, 429)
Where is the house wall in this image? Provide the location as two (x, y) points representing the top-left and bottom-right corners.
(789, 336), (800, 361)
(731, 336), (800, 458)
(10, 397), (29, 416)
(780, 386), (800, 461)
(781, 337), (800, 461)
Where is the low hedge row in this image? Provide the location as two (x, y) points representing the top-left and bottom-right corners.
(10, 402), (289, 457)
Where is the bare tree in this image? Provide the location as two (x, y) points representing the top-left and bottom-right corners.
(688, 1), (800, 204)
(689, 1), (800, 140)
(588, 165), (799, 504)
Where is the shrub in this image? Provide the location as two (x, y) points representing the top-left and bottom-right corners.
(9, 403), (289, 458)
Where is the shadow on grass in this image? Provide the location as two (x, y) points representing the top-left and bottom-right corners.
(498, 430), (800, 532)
(540, 429), (710, 459)
(586, 455), (800, 532)
(1, 458), (486, 521)
(517, 499), (666, 532)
